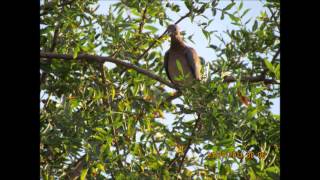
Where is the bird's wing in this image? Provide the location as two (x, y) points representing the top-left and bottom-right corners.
(164, 51), (173, 82)
(184, 47), (201, 80)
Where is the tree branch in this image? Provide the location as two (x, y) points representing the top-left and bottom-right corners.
(223, 75), (279, 84)
(64, 154), (86, 180)
(271, 47), (280, 64)
(177, 113), (201, 174)
(50, 23), (63, 52)
(138, 5), (148, 34)
(40, 52), (177, 89)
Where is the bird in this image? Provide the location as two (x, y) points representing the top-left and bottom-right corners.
(164, 24), (201, 87)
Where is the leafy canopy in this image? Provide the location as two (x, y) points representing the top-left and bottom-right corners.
(40, 0), (280, 179)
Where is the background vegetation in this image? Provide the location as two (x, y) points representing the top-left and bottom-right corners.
(40, 0), (280, 179)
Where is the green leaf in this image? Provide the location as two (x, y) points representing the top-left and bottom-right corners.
(248, 167), (256, 179)
(241, 9), (250, 18)
(111, 86), (115, 100)
(130, 8), (140, 17)
(202, 29), (210, 40)
(223, 2), (236, 11)
(252, 20), (258, 31)
(176, 59), (184, 75)
(172, 4), (180, 12)
(80, 168), (88, 180)
(275, 64), (280, 80)
(145, 25), (158, 33)
(209, 44), (218, 50)
(97, 163), (105, 173)
(220, 12), (225, 20)
(204, 144), (214, 150)
(212, 8), (217, 16)
(148, 51), (157, 60)
(184, 0), (193, 10)
(163, 169), (170, 179)
(228, 14), (240, 22)
(266, 166), (280, 173)
(73, 46), (80, 59)
(248, 109), (257, 119)
(238, 1), (243, 11)
(264, 59), (274, 72)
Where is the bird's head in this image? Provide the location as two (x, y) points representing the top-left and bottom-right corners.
(167, 24), (180, 36)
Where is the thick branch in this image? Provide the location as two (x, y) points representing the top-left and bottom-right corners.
(40, 52), (177, 89)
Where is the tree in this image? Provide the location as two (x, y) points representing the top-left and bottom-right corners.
(40, 0), (280, 179)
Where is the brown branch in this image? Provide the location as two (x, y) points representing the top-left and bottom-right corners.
(137, 11), (192, 60)
(50, 23), (63, 52)
(138, 5), (148, 34)
(177, 113), (201, 174)
(65, 154), (86, 180)
(174, 11), (192, 25)
(223, 75), (279, 84)
(271, 47), (280, 64)
(40, 52), (177, 89)
(167, 154), (179, 168)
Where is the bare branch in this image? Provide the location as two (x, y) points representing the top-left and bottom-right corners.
(40, 52), (177, 89)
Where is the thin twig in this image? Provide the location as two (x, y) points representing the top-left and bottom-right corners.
(271, 48), (280, 64)
(50, 23), (63, 52)
(65, 154), (86, 180)
(177, 113), (201, 174)
(138, 5), (148, 34)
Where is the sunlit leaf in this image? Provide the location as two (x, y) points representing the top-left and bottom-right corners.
(144, 25), (158, 33)
(223, 2), (236, 11)
(80, 168), (88, 180)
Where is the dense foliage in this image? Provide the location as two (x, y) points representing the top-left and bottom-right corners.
(40, 0), (280, 179)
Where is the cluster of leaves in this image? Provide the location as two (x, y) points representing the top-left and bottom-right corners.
(40, 0), (279, 179)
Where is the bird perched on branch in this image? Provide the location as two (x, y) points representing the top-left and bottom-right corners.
(164, 24), (201, 87)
